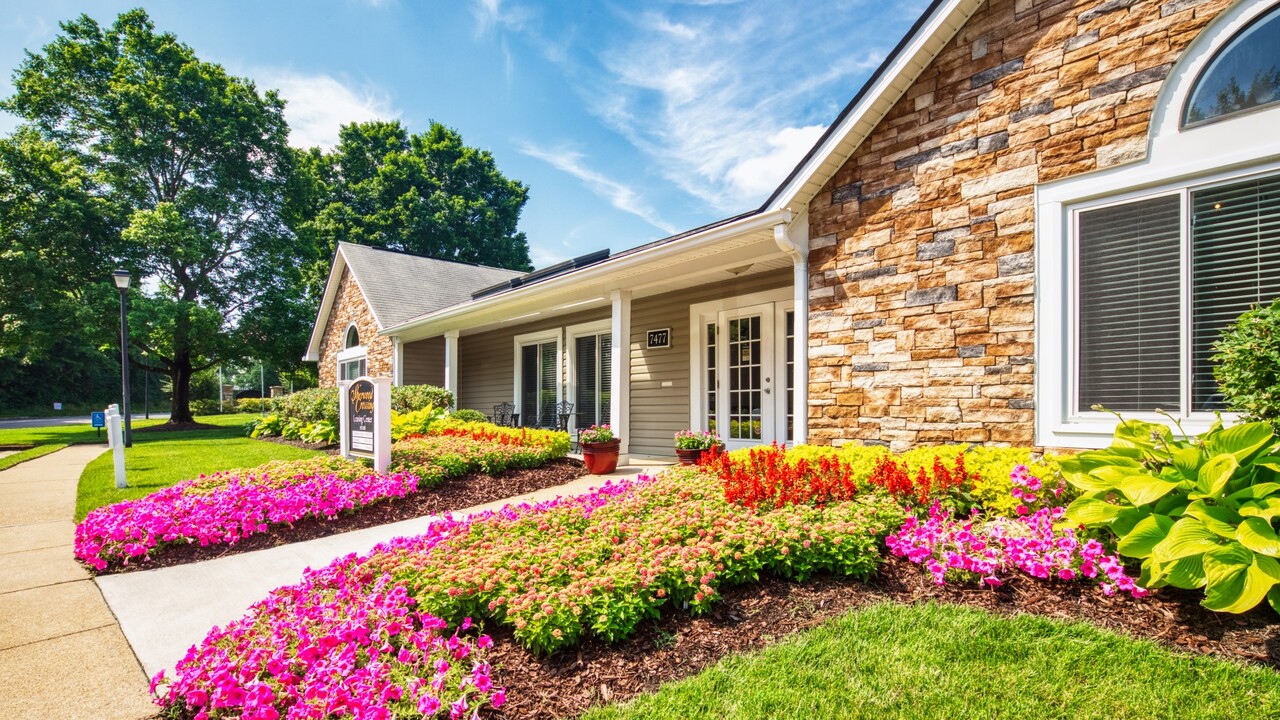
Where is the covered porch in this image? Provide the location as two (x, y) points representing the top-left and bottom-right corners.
(385, 209), (812, 461)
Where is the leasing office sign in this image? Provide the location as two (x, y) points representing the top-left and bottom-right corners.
(340, 376), (390, 472)
(346, 379), (376, 456)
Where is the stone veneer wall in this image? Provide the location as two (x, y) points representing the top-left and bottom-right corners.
(806, 0), (1231, 450)
(317, 267), (394, 387)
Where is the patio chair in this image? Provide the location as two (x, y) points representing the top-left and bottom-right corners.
(491, 402), (517, 428)
(554, 401), (574, 433)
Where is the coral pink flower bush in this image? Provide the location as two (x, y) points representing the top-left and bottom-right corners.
(886, 465), (1147, 598)
(154, 562), (504, 719)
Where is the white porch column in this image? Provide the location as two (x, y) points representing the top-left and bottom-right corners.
(443, 330), (460, 407)
(610, 289), (632, 460)
(392, 336), (404, 385)
(775, 220), (809, 445)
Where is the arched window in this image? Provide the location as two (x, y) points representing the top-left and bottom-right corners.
(1183, 4), (1280, 127)
(345, 325), (360, 349)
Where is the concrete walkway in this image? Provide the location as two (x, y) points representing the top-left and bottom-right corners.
(99, 461), (672, 680)
(0, 444), (154, 720)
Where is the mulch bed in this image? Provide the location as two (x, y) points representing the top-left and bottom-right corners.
(257, 435), (341, 453)
(489, 555), (1280, 719)
(99, 458), (587, 575)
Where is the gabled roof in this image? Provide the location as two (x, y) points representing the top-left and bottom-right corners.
(303, 242), (524, 361)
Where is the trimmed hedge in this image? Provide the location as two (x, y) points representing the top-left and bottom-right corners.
(271, 384), (456, 426)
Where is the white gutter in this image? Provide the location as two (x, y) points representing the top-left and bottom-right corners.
(773, 216), (809, 445)
(380, 208), (790, 337)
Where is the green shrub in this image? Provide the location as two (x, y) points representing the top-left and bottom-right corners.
(273, 387), (339, 425)
(271, 384), (454, 426)
(247, 414), (285, 438)
(391, 406), (446, 440)
(450, 408), (488, 423)
(1062, 413), (1280, 615)
(1213, 298), (1280, 431)
(190, 399), (225, 416)
(235, 397), (271, 414)
(391, 384), (454, 413)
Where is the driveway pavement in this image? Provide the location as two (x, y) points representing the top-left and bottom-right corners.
(0, 413), (168, 430)
(0, 445), (155, 720)
(98, 461), (673, 680)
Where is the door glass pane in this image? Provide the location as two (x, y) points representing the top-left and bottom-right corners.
(727, 315), (762, 440)
(786, 311), (795, 442)
(521, 345), (538, 425)
(706, 323), (717, 434)
(575, 335), (597, 429)
(539, 341), (557, 427)
(1191, 173), (1280, 411)
(1078, 195), (1182, 412)
(599, 333), (612, 428)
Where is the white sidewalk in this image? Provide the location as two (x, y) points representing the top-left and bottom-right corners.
(97, 462), (670, 679)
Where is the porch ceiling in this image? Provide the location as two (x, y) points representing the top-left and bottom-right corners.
(389, 223), (790, 342)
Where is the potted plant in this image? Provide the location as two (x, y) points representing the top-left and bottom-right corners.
(674, 429), (724, 465)
(579, 424), (620, 474)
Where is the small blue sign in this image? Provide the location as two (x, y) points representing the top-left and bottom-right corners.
(91, 412), (106, 429)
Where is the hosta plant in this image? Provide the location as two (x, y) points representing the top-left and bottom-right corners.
(1061, 412), (1280, 614)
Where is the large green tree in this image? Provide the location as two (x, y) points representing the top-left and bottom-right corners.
(3, 9), (311, 422)
(296, 120), (533, 278)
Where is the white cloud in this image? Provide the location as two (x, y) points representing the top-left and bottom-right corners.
(578, 1), (905, 211)
(519, 142), (679, 234)
(262, 71), (398, 149)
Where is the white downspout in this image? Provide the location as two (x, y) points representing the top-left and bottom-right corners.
(774, 218), (809, 445)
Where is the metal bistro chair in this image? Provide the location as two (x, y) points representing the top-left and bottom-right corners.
(554, 401), (574, 433)
(491, 402), (517, 428)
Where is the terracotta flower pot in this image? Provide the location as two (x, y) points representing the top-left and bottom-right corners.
(675, 447), (702, 466)
(581, 439), (621, 474)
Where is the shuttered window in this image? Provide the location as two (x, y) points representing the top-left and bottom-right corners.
(1191, 174), (1280, 410)
(1077, 195), (1182, 412)
(574, 333), (612, 430)
(519, 340), (558, 427)
(1075, 171), (1280, 416)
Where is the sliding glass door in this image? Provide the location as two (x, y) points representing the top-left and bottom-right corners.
(519, 340), (559, 427)
(573, 332), (612, 430)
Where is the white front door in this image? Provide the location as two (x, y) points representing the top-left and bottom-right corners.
(717, 305), (773, 449)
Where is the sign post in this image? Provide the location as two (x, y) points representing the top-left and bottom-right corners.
(91, 411), (105, 441)
(340, 376), (391, 473)
(106, 406), (126, 488)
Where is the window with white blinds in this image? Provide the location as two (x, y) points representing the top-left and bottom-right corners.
(1075, 171), (1280, 416)
(1192, 174), (1280, 410)
(574, 333), (611, 430)
(520, 340), (558, 427)
(1078, 195), (1182, 412)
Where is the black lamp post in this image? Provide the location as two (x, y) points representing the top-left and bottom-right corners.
(112, 269), (133, 448)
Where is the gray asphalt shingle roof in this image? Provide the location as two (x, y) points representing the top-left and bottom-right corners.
(339, 242), (525, 328)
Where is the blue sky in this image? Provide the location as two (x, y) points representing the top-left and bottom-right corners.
(0, 0), (927, 268)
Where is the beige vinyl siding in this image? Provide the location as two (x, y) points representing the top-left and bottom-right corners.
(457, 308), (610, 418)
(627, 269), (791, 457)
(401, 337), (444, 387)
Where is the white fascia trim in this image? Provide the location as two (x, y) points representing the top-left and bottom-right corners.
(379, 209), (791, 337)
(303, 251), (348, 361)
(768, 0), (980, 213)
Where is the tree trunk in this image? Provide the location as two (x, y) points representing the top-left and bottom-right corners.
(169, 354), (195, 423)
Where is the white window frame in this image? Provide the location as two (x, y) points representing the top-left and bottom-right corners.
(1035, 0), (1280, 448)
(336, 323), (367, 381)
(512, 328), (563, 425)
(688, 287), (794, 444)
(567, 319), (611, 431)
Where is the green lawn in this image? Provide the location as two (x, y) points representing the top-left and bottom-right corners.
(74, 413), (320, 520)
(0, 443), (69, 471)
(586, 602), (1279, 720)
(0, 416), (174, 447)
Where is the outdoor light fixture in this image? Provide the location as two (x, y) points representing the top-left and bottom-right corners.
(113, 269), (133, 447)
